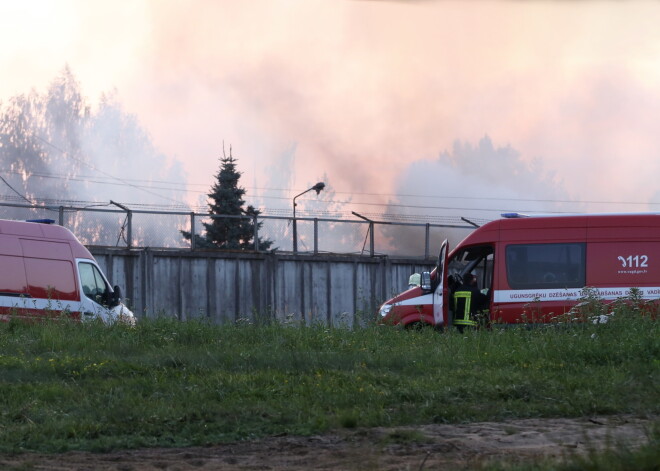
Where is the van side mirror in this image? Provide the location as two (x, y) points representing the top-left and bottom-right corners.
(111, 285), (122, 307)
(421, 272), (431, 291)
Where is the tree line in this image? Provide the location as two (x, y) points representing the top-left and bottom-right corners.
(0, 66), (271, 250)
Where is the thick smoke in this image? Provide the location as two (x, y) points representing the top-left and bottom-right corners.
(0, 67), (188, 246)
(125, 0), (660, 220)
(4, 2), (660, 253)
(380, 136), (576, 255)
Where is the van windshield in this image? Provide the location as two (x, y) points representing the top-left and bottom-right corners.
(78, 262), (111, 305)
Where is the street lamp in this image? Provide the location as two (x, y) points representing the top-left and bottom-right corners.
(293, 182), (325, 253)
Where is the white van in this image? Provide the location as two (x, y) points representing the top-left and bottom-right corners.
(0, 218), (135, 324)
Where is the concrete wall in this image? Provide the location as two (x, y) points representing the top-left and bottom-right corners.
(90, 247), (435, 325)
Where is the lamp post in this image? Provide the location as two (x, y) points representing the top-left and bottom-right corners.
(293, 182), (325, 253)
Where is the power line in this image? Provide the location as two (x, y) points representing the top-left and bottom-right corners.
(6, 170), (198, 194)
(0, 175), (32, 204)
(35, 136), (186, 205)
(6, 162), (658, 213)
(13, 167), (658, 211)
(3, 169), (197, 187)
(5, 168), (658, 208)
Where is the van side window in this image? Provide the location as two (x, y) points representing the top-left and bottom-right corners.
(506, 243), (585, 289)
(78, 262), (110, 305)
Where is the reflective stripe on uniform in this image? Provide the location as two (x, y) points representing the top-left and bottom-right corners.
(453, 291), (476, 326)
(453, 318), (477, 326)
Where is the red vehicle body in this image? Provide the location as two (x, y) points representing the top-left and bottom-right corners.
(0, 218), (135, 323)
(379, 213), (660, 327)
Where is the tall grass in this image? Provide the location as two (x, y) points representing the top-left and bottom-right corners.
(0, 308), (657, 455)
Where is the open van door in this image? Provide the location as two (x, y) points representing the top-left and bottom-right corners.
(433, 240), (449, 326)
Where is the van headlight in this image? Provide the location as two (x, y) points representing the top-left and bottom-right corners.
(379, 303), (392, 317)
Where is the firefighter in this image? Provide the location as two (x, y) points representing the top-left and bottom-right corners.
(452, 273), (489, 332)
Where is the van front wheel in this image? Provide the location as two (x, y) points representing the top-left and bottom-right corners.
(405, 321), (431, 331)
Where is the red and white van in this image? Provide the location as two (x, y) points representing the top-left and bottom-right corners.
(0, 218), (135, 324)
(379, 213), (660, 327)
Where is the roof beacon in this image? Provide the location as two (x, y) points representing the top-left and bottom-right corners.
(501, 213), (529, 219)
(26, 219), (56, 224)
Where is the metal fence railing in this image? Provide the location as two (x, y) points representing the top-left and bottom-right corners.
(0, 202), (477, 258)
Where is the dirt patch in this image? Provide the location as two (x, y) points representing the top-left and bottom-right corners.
(0, 415), (655, 470)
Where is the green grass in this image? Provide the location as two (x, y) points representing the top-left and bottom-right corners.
(0, 310), (658, 460)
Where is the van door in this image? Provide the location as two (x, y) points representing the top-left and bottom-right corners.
(77, 260), (116, 323)
(433, 240), (449, 326)
(446, 244), (495, 326)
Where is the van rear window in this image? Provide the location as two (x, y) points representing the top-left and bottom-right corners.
(506, 243), (585, 290)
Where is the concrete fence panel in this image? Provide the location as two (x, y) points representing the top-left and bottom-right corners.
(90, 248), (435, 326)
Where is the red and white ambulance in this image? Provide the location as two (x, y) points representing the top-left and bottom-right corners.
(0, 218), (135, 324)
(379, 213), (660, 327)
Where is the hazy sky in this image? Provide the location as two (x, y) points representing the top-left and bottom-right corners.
(1, 0), (659, 217)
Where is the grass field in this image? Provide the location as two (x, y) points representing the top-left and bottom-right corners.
(0, 305), (658, 468)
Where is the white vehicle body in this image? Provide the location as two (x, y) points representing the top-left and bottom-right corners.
(0, 218), (135, 324)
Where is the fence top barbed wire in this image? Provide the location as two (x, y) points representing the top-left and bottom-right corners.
(0, 201), (481, 257)
(0, 196), (491, 224)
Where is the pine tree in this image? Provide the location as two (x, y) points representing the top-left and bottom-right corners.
(183, 145), (272, 250)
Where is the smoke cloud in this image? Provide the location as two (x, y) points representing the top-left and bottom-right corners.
(122, 0), (660, 215)
(0, 67), (189, 246)
(2, 0), (659, 231)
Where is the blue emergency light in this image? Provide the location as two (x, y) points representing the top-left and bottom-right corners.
(26, 219), (56, 224)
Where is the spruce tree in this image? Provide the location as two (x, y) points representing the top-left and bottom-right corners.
(183, 145), (272, 250)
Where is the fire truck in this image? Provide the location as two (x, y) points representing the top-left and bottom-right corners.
(378, 213), (660, 327)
